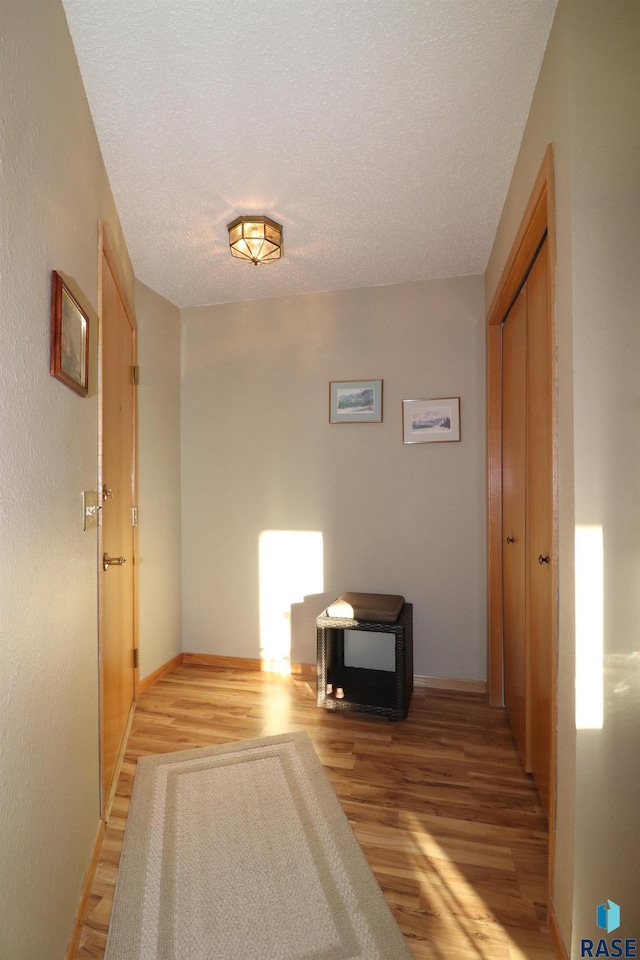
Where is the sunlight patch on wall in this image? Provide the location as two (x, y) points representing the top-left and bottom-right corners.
(575, 524), (604, 730)
(259, 531), (324, 674)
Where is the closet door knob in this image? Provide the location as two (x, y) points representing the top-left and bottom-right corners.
(538, 555), (550, 564)
(506, 536), (515, 544)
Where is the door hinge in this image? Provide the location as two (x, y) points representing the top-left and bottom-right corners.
(132, 506), (138, 527)
(132, 365), (140, 385)
(133, 648), (139, 669)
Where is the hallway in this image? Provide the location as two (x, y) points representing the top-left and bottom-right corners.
(75, 664), (555, 960)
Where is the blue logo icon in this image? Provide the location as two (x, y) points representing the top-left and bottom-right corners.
(598, 901), (621, 934)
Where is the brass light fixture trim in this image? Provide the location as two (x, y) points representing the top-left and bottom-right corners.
(227, 215), (283, 264)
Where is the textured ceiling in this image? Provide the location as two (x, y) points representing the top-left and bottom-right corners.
(61, 0), (557, 308)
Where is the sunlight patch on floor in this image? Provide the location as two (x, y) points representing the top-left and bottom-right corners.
(399, 814), (554, 960)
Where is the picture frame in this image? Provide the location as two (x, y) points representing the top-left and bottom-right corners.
(329, 379), (383, 423)
(402, 397), (461, 443)
(50, 271), (89, 397)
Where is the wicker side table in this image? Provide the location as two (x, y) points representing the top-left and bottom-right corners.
(316, 601), (413, 721)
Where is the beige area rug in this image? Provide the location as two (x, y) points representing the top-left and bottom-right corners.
(105, 731), (413, 960)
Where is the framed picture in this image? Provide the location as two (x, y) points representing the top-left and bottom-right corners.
(330, 379), (383, 423)
(402, 397), (461, 443)
(50, 271), (89, 397)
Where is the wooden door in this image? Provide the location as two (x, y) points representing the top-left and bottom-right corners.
(500, 237), (553, 811)
(487, 147), (556, 902)
(501, 289), (529, 767)
(526, 241), (553, 815)
(99, 234), (137, 811)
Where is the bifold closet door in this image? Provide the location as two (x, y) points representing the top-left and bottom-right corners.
(526, 241), (552, 815)
(501, 288), (528, 769)
(501, 237), (553, 811)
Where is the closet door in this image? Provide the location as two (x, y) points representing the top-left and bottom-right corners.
(501, 288), (528, 768)
(501, 237), (553, 810)
(487, 150), (556, 830)
(526, 241), (552, 815)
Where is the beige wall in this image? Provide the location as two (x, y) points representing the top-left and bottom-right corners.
(136, 281), (183, 679)
(0, 3), (133, 958)
(486, 0), (640, 952)
(181, 277), (486, 680)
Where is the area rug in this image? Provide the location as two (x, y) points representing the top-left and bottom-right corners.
(104, 731), (413, 960)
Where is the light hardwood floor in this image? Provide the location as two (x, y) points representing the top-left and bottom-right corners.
(74, 663), (556, 959)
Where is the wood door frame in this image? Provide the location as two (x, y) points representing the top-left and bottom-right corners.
(97, 223), (140, 812)
(486, 145), (558, 891)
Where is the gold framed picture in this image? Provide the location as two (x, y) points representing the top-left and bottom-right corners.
(50, 271), (89, 397)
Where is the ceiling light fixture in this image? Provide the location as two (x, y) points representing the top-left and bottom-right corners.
(227, 216), (283, 265)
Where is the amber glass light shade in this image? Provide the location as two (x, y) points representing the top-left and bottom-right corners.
(227, 216), (283, 264)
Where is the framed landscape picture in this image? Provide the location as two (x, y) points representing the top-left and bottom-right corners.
(330, 379), (383, 423)
(402, 397), (461, 443)
(50, 271), (89, 397)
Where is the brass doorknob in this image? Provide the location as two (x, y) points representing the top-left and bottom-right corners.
(103, 553), (126, 572)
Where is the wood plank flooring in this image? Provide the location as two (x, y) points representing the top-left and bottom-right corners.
(74, 663), (556, 960)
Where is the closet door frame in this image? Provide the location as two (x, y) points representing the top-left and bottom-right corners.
(486, 145), (558, 894)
